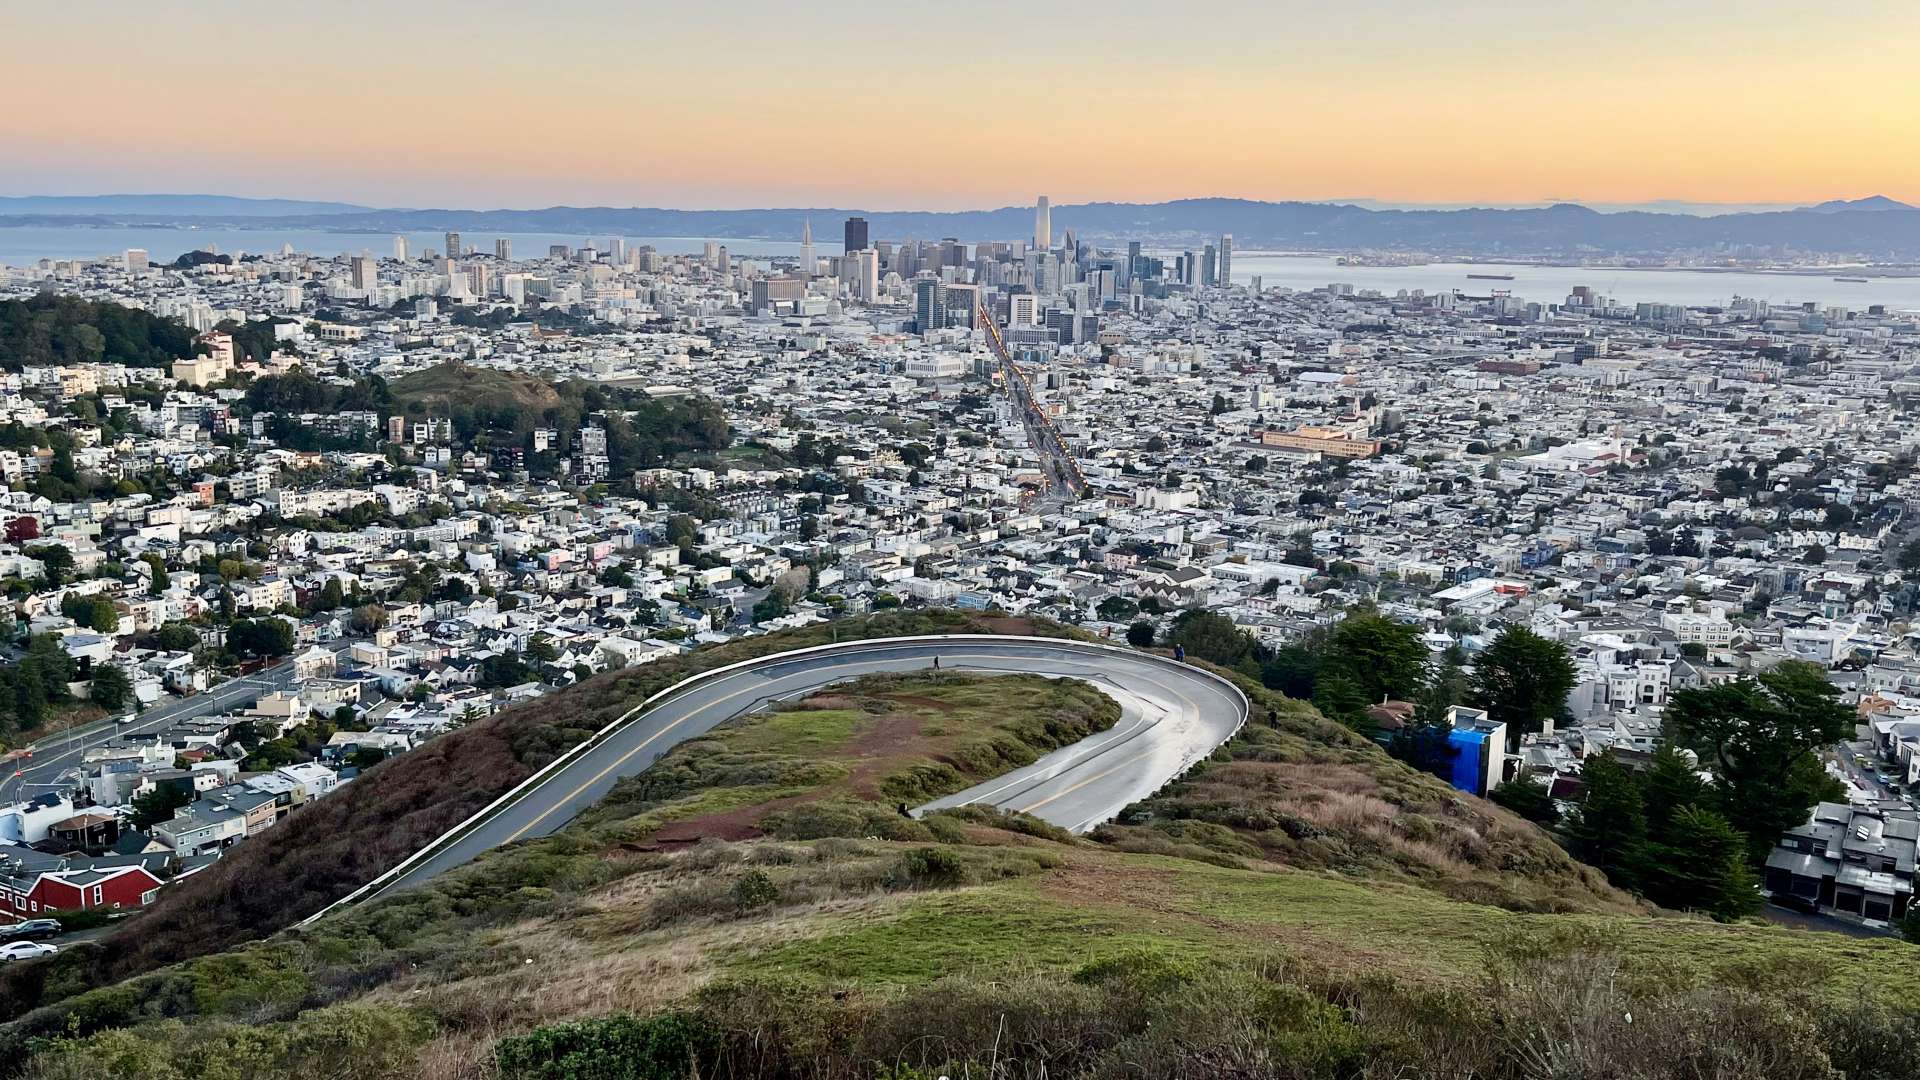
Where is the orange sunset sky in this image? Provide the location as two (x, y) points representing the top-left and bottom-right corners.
(5, 0), (1918, 210)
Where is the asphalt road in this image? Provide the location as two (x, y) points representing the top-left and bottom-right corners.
(370, 638), (1245, 900)
(6, 642), (353, 798)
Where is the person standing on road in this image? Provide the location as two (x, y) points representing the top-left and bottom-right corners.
(1173, 644), (1186, 663)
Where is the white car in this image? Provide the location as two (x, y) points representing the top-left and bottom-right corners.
(0, 942), (56, 962)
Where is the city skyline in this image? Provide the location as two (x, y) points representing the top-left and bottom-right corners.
(7, 0), (1919, 209)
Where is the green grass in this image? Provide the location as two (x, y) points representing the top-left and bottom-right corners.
(734, 848), (1920, 999)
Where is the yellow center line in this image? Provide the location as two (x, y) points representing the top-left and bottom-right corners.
(1012, 745), (1162, 815)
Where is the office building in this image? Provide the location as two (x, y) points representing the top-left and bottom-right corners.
(1219, 234), (1233, 288)
(1034, 195), (1051, 251)
(444, 232), (462, 258)
(496, 238), (512, 261)
(124, 249), (148, 273)
(849, 248), (878, 302)
(393, 235), (409, 261)
(800, 219), (814, 278)
(914, 278), (946, 332)
(844, 216), (869, 252)
(350, 255), (377, 290)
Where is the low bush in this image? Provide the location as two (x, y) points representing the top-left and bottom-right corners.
(495, 1012), (719, 1080)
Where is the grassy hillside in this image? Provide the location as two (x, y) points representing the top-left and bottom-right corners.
(6, 626), (1918, 1080)
(390, 361), (562, 417)
(0, 610), (1046, 1018)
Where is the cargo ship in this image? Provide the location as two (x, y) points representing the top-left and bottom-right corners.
(1467, 273), (1516, 281)
(1834, 276), (1869, 283)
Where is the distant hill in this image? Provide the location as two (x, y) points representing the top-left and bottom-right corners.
(1802, 195), (1917, 214)
(10, 192), (1920, 257)
(0, 193), (371, 217)
(390, 360), (561, 417)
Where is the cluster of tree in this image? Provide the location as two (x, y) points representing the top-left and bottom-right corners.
(58, 592), (119, 633)
(476, 651), (538, 689)
(1559, 661), (1850, 918)
(225, 618), (294, 660)
(0, 294), (203, 369)
(1565, 747), (1758, 920)
(0, 636), (77, 737)
(239, 707), (366, 772)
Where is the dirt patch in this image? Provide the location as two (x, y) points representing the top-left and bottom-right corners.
(629, 795), (809, 849)
(976, 615), (1036, 636)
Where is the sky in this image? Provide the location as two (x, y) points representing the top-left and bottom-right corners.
(5, 0), (1918, 211)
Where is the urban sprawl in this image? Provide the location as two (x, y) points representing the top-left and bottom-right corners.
(5, 199), (1920, 937)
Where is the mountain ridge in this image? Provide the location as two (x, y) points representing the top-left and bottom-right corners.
(8, 193), (1920, 257)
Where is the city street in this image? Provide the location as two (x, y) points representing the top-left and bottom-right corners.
(4, 640), (356, 801)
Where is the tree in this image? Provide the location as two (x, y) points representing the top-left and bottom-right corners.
(1210, 392), (1229, 415)
(1415, 643), (1469, 725)
(1261, 643), (1321, 700)
(1125, 621), (1155, 648)
(1563, 751), (1647, 889)
(27, 543), (74, 586)
(1312, 671), (1373, 733)
(1642, 805), (1758, 921)
(1321, 612), (1427, 706)
(1488, 776), (1558, 824)
(89, 664), (132, 711)
(527, 633), (559, 663)
(1096, 595), (1138, 622)
(154, 622), (200, 652)
(129, 785), (193, 830)
(349, 604), (387, 634)
(1470, 625), (1576, 752)
(89, 599), (119, 635)
(1664, 660), (1852, 862)
(1164, 609), (1254, 667)
(227, 618), (294, 659)
(143, 554), (169, 596)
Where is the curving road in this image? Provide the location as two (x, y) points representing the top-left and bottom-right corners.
(365, 636), (1245, 902)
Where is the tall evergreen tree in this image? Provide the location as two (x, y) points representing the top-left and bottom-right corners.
(1470, 625), (1577, 751)
(1564, 751), (1647, 889)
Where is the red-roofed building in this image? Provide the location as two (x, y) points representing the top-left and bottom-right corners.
(0, 865), (164, 917)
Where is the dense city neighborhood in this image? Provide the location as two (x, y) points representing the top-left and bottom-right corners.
(5, 218), (1920, 945)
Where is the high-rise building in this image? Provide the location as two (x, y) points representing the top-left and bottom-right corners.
(1125, 240), (1141, 285)
(914, 278), (946, 331)
(393, 235), (409, 261)
(844, 216), (868, 252)
(351, 254), (378, 290)
(496, 238), (512, 261)
(124, 249), (148, 273)
(444, 232), (462, 258)
(1009, 293), (1039, 326)
(850, 248), (879, 302)
(704, 240), (721, 269)
(1034, 195), (1051, 251)
(1202, 244), (1218, 287)
(1219, 234), (1233, 289)
(800, 219), (814, 278)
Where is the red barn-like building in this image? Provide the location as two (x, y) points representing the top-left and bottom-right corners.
(0, 865), (163, 917)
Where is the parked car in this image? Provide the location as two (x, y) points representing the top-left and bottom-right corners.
(0, 920), (60, 942)
(0, 942), (57, 962)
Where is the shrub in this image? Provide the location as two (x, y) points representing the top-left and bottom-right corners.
(891, 846), (967, 889)
(730, 869), (780, 912)
(495, 1012), (719, 1080)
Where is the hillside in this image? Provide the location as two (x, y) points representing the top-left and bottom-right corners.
(390, 362), (563, 418)
(0, 294), (202, 369)
(4, 618), (1917, 1079)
